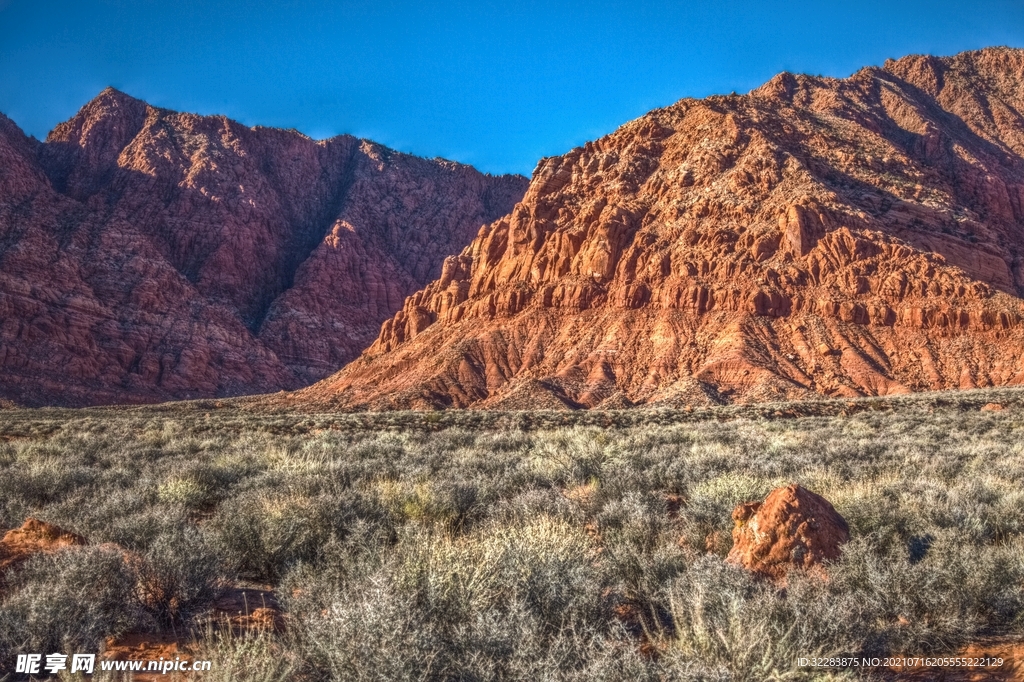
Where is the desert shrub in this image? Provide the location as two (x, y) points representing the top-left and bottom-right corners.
(529, 428), (611, 485)
(372, 478), (481, 531)
(491, 486), (578, 527)
(0, 454), (97, 515)
(157, 475), (216, 510)
(664, 555), (860, 681)
(597, 492), (687, 608)
(659, 535), (1024, 679)
(0, 546), (146, 655)
(398, 517), (604, 634)
(301, 595), (647, 682)
(826, 534), (1024, 654)
(209, 488), (384, 581)
(99, 504), (193, 552)
(674, 496), (734, 558)
(135, 525), (224, 623)
(193, 625), (298, 682)
(285, 517), (616, 680)
(688, 472), (774, 514)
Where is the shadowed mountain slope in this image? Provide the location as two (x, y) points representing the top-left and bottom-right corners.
(0, 89), (527, 406)
(302, 47), (1024, 410)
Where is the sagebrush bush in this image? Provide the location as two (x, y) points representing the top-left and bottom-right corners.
(282, 518), (621, 680)
(136, 525), (224, 623)
(0, 546), (146, 657)
(209, 487), (388, 581)
(193, 625), (297, 682)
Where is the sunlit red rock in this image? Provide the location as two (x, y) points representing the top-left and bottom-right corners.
(302, 47), (1024, 410)
(726, 484), (849, 582)
(0, 518), (87, 576)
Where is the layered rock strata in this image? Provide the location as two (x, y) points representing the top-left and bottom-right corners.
(0, 90), (526, 405)
(306, 47), (1024, 409)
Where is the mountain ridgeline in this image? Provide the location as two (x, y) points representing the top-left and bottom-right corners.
(0, 90), (527, 406)
(300, 47), (1024, 409)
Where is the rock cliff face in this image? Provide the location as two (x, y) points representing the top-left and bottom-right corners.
(306, 48), (1024, 409)
(0, 89), (527, 406)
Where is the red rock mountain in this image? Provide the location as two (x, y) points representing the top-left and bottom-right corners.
(0, 89), (526, 406)
(305, 47), (1024, 409)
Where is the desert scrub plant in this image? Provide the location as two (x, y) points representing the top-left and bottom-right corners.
(676, 472), (784, 556)
(396, 517), (603, 633)
(528, 427), (612, 485)
(156, 461), (234, 511)
(158, 476), (216, 510)
(371, 477), (481, 531)
(135, 525), (224, 624)
(824, 533), (1024, 654)
(283, 517), (617, 680)
(191, 624), (298, 682)
(664, 555), (861, 681)
(594, 492), (694, 636)
(0, 546), (147, 656)
(661, 535), (1024, 679)
(209, 488), (386, 581)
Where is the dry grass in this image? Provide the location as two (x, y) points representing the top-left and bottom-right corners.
(0, 386), (1023, 680)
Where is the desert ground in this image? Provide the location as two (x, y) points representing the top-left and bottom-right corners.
(1, 388), (1022, 680)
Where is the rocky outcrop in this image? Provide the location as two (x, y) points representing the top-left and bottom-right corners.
(0, 90), (527, 405)
(302, 47), (1024, 409)
(725, 484), (849, 582)
(0, 518), (87, 578)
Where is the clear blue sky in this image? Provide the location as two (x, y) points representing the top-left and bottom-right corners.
(1, 1), (1022, 176)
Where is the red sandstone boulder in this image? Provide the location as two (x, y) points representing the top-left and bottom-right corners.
(0, 518), (87, 575)
(726, 484), (849, 582)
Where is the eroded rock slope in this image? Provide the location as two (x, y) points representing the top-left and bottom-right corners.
(306, 48), (1024, 409)
(0, 89), (526, 405)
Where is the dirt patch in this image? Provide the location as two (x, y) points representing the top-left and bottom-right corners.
(100, 633), (183, 682)
(211, 585), (283, 632)
(100, 583), (284, 675)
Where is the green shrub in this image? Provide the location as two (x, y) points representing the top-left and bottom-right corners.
(209, 489), (382, 581)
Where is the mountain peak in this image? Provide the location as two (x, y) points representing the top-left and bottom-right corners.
(0, 89), (529, 406)
(68, 86), (148, 127)
(45, 86), (149, 149)
(95, 85), (140, 101)
(299, 46), (1024, 410)
(39, 87), (149, 196)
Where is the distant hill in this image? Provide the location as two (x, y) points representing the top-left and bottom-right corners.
(0, 89), (527, 406)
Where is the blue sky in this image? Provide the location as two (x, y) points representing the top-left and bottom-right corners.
(1, 1), (1022, 175)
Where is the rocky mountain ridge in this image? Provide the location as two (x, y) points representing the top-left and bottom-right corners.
(303, 47), (1024, 409)
(0, 89), (527, 406)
